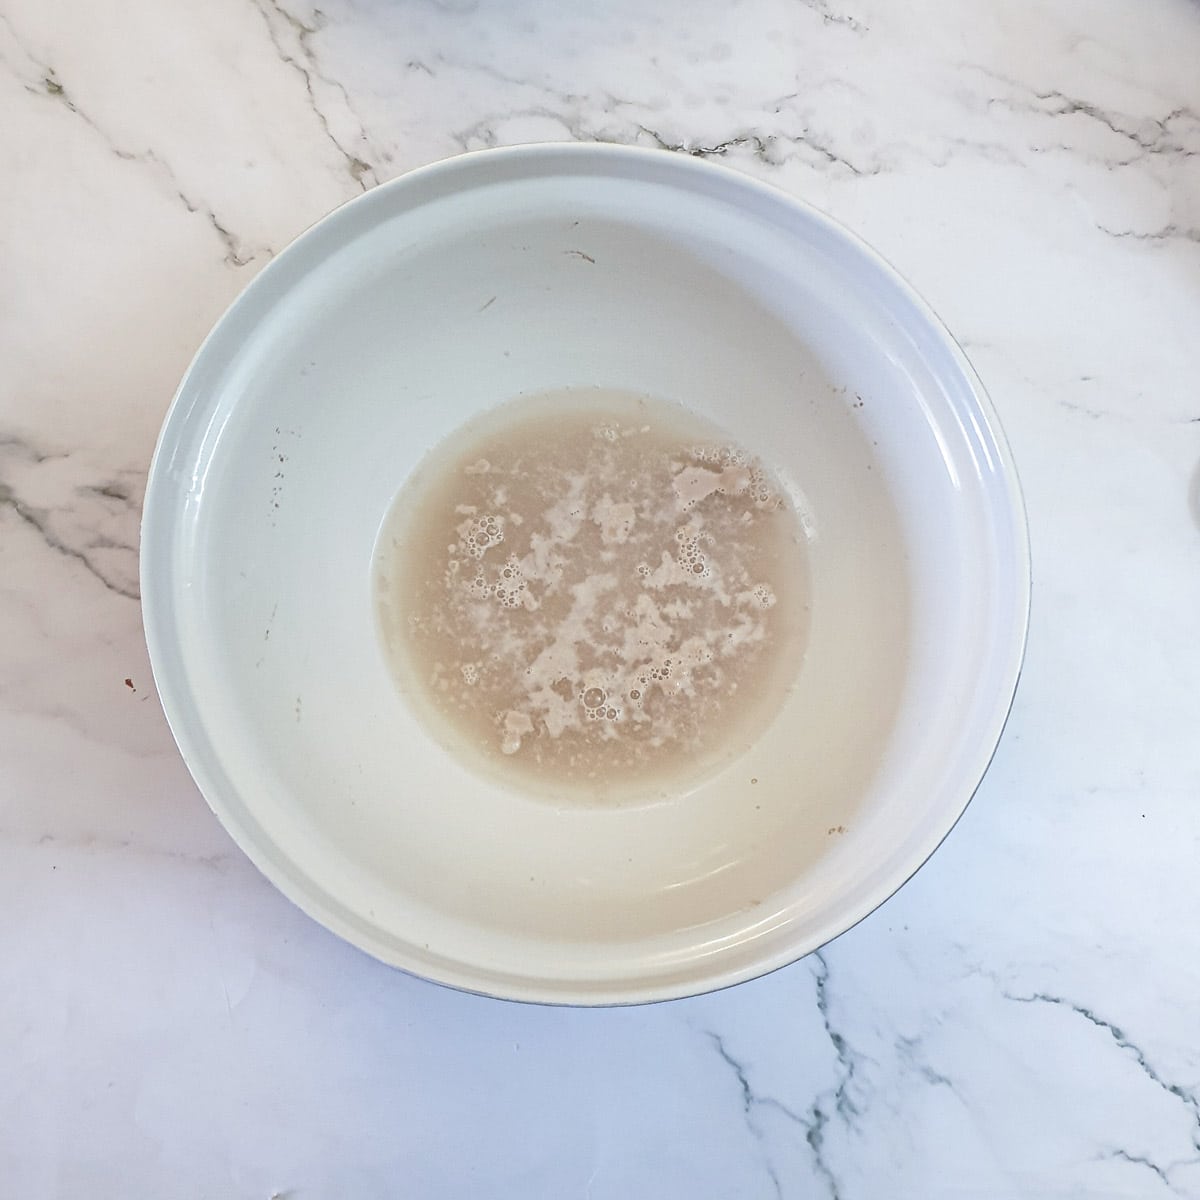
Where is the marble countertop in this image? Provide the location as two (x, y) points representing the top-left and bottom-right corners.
(3, 0), (1199, 1195)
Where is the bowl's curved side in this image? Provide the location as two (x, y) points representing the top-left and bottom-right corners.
(141, 143), (1030, 1005)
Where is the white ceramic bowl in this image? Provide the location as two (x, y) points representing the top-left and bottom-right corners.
(142, 144), (1029, 1005)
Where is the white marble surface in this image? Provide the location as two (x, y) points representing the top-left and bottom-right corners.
(2, 0), (1199, 1194)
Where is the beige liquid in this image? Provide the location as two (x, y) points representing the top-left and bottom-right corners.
(375, 389), (811, 802)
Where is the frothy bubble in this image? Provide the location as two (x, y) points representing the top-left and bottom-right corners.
(752, 583), (776, 609)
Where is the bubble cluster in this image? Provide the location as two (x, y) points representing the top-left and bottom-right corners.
(751, 583), (776, 609)
(580, 685), (620, 721)
(674, 525), (713, 581)
(693, 445), (746, 468)
(633, 658), (675, 697)
(462, 551), (529, 610)
(463, 513), (503, 559)
(461, 662), (479, 685)
(747, 467), (778, 508)
(493, 554), (527, 609)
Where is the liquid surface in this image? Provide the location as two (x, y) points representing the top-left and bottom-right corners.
(375, 389), (811, 802)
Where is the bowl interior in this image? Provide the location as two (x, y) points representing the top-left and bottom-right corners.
(143, 146), (1027, 1004)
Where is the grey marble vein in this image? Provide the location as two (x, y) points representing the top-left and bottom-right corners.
(1007, 93), (1200, 163)
(1106, 1147), (1172, 1190)
(704, 1029), (791, 1200)
(20, 829), (235, 875)
(798, 0), (869, 34)
(0, 21), (256, 266)
(804, 950), (866, 1198)
(431, 48), (554, 95)
(894, 1034), (955, 1090)
(0, 484), (139, 602)
(699, 951), (878, 1199)
(436, 52), (875, 179)
(637, 125), (782, 166)
(451, 106), (612, 154)
(0, 434), (68, 465)
(1005, 990), (1200, 1153)
(641, 122), (873, 176)
(1097, 222), (1200, 245)
(967, 62), (1200, 167)
(812, 951), (866, 1125)
(250, 0), (379, 190)
(0, 435), (141, 601)
(927, 135), (1027, 170)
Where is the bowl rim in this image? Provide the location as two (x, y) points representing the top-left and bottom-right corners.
(141, 141), (1032, 1006)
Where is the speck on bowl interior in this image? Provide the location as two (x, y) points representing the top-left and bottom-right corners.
(141, 143), (1029, 1005)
